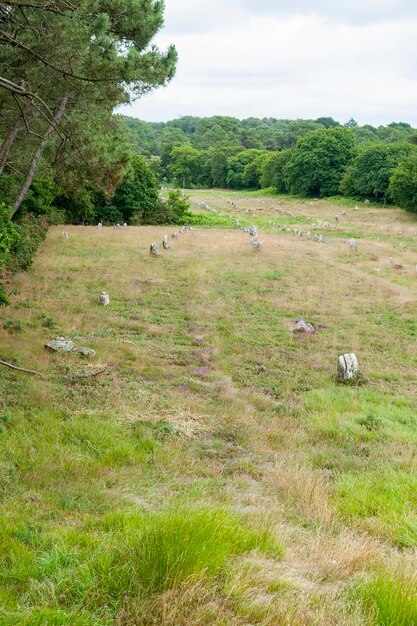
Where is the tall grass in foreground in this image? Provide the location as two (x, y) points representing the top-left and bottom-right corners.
(0, 507), (281, 625)
(135, 507), (280, 592)
(352, 570), (417, 626)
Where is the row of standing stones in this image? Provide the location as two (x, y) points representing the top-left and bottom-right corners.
(63, 225), (359, 381)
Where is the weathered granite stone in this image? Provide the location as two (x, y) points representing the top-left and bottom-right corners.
(99, 292), (110, 306)
(45, 337), (96, 357)
(150, 243), (160, 256)
(45, 337), (75, 352)
(337, 353), (359, 381)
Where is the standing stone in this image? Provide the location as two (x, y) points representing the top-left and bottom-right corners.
(99, 291), (110, 306)
(63, 231), (69, 240)
(337, 353), (359, 382)
(349, 238), (357, 251)
(162, 235), (169, 250)
(97, 222), (103, 230)
(150, 243), (160, 257)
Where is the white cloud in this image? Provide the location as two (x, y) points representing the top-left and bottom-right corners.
(119, 2), (417, 125)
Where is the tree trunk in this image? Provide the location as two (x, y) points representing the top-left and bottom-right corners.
(0, 114), (22, 176)
(11, 93), (68, 216)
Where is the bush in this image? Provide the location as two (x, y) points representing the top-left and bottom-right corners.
(9, 214), (48, 272)
(389, 157), (417, 211)
(0, 202), (20, 270)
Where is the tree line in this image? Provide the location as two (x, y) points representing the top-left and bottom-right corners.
(125, 115), (417, 211)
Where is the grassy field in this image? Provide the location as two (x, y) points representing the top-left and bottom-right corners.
(1, 191), (417, 624)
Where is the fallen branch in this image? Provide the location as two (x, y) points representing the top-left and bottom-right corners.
(0, 358), (43, 376)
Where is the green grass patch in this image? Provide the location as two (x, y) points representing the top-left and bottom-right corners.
(352, 571), (417, 626)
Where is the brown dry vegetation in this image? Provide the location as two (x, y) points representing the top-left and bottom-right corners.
(1, 191), (417, 624)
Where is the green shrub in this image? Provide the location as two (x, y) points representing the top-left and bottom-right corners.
(9, 214), (48, 272)
(0, 283), (9, 306)
(0, 202), (20, 270)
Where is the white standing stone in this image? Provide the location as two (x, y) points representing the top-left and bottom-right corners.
(99, 291), (110, 306)
(338, 353), (359, 382)
(97, 222), (103, 230)
(349, 238), (357, 251)
(63, 231), (69, 240)
(162, 235), (169, 250)
(150, 243), (160, 257)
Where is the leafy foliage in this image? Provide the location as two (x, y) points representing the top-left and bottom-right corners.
(341, 142), (416, 201)
(0, 203), (20, 269)
(284, 127), (356, 197)
(389, 157), (417, 211)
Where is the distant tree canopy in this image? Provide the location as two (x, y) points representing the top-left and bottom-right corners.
(118, 114), (417, 210)
(389, 157), (417, 211)
(341, 143), (417, 202)
(284, 127), (356, 197)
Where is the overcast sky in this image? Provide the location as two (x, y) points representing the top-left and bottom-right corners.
(120, 0), (417, 126)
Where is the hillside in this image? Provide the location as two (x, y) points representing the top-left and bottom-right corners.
(1, 192), (417, 624)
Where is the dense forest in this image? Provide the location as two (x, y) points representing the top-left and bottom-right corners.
(123, 114), (417, 209)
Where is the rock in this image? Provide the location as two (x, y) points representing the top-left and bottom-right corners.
(45, 337), (75, 352)
(99, 292), (110, 306)
(62, 231), (69, 240)
(337, 353), (358, 382)
(45, 337), (95, 357)
(72, 346), (96, 357)
(162, 235), (169, 250)
(349, 238), (357, 251)
(292, 320), (315, 335)
(150, 243), (160, 257)
(249, 225), (258, 237)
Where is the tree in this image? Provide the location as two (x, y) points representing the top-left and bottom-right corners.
(226, 149), (264, 189)
(341, 142), (416, 202)
(168, 146), (203, 187)
(108, 154), (160, 224)
(285, 127), (356, 197)
(206, 146), (241, 188)
(0, 0), (177, 212)
(388, 157), (417, 212)
(260, 149), (294, 192)
(242, 152), (271, 189)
